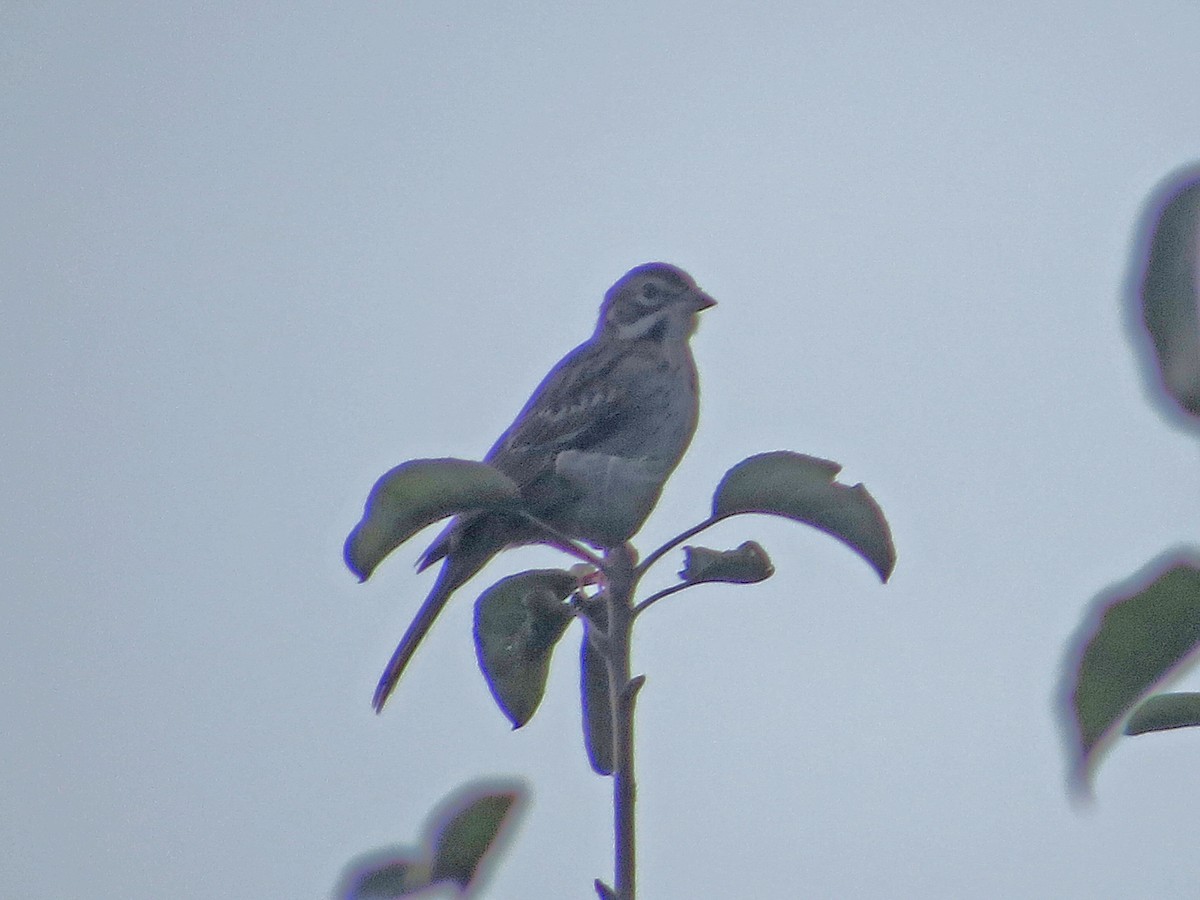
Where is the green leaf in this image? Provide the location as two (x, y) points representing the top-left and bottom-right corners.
(336, 781), (526, 899)
(1125, 692), (1200, 736)
(474, 570), (577, 728)
(1064, 557), (1200, 791)
(581, 623), (614, 776)
(429, 787), (523, 891)
(339, 853), (425, 899)
(712, 451), (895, 582)
(680, 541), (775, 585)
(1138, 167), (1200, 420)
(345, 458), (520, 581)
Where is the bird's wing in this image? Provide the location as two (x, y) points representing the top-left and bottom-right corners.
(420, 341), (656, 569)
(484, 339), (644, 482)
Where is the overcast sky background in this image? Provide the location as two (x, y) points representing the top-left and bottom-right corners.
(7, 3), (1200, 898)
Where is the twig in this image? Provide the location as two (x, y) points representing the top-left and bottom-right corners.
(518, 510), (606, 568)
(633, 582), (694, 617)
(635, 514), (727, 578)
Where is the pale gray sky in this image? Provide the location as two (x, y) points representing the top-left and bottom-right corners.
(6, 3), (1200, 898)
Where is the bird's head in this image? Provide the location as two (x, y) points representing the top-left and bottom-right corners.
(598, 262), (716, 342)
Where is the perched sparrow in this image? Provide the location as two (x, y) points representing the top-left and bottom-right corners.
(373, 262), (715, 712)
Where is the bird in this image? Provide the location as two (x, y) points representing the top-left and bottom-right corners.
(372, 262), (716, 712)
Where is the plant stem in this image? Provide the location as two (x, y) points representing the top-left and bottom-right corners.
(517, 510), (606, 568)
(603, 545), (641, 900)
(633, 581), (693, 617)
(635, 514), (728, 578)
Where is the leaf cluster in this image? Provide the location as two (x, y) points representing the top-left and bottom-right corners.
(1062, 165), (1200, 794)
(345, 451), (895, 736)
(337, 782), (525, 899)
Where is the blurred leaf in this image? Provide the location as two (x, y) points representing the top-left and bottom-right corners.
(339, 852), (425, 899)
(1138, 167), (1200, 420)
(712, 451), (895, 581)
(581, 621), (614, 776)
(1125, 692), (1200, 736)
(336, 781), (526, 899)
(429, 788), (522, 891)
(474, 570), (576, 728)
(1063, 558), (1200, 791)
(680, 541), (774, 585)
(345, 459), (520, 581)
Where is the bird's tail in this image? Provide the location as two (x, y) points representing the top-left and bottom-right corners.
(372, 547), (488, 713)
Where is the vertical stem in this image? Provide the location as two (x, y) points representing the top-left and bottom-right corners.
(604, 545), (641, 900)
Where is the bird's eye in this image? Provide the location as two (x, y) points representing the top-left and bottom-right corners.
(641, 283), (660, 300)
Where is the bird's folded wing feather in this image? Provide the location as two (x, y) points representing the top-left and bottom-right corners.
(420, 342), (662, 567)
(484, 341), (644, 483)
(418, 343), (633, 568)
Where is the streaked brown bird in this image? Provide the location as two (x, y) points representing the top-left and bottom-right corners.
(373, 262), (715, 712)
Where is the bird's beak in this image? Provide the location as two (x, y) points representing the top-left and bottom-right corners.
(691, 290), (717, 311)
